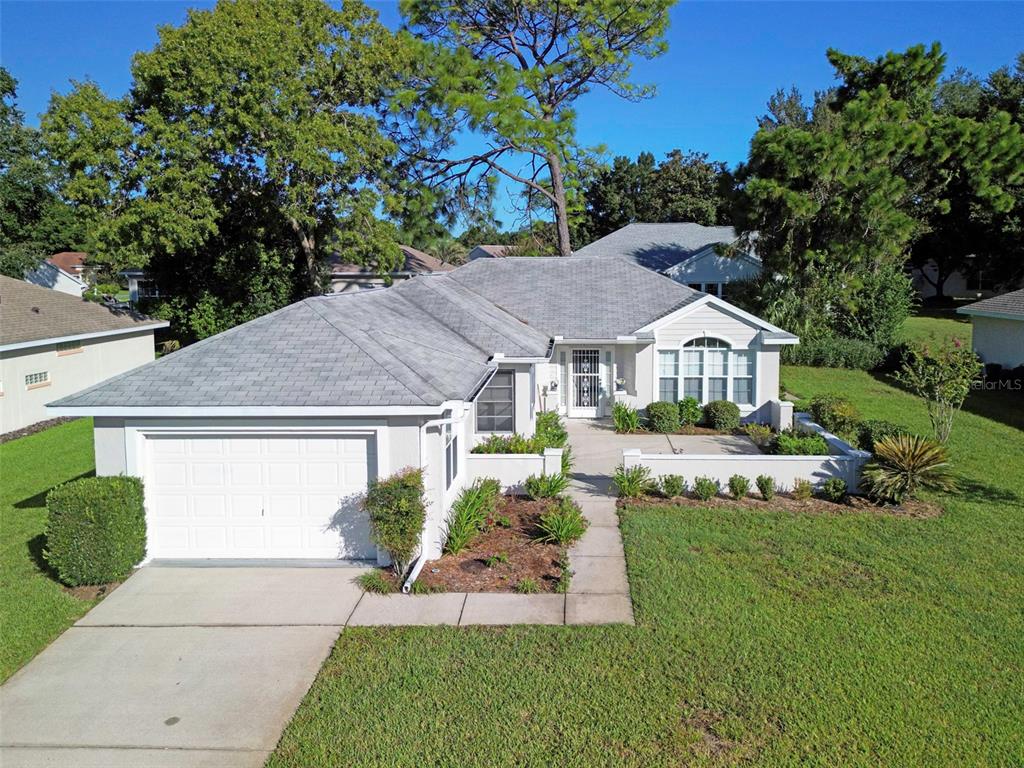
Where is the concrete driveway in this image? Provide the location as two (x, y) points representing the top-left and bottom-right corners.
(0, 565), (366, 768)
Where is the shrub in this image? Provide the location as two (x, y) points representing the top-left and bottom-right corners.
(692, 476), (720, 501)
(820, 477), (848, 502)
(792, 479), (813, 500)
(515, 578), (540, 594)
(742, 422), (774, 449)
(356, 570), (393, 594)
(524, 472), (570, 499)
(702, 400), (740, 431)
(728, 474), (750, 500)
(472, 433), (540, 454)
(555, 556), (573, 593)
(646, 401), (680, 433)
(410, 580), (445, 595)
(659, 474), (687, 498)
(771, 430), (829, 455)
(535, 410), (568, 448)
(755, 474), (776, 500)
(782, 336), (885, 370)
(612, 402), (641, 433)
(560, 444), (574, 474)
(612, 464), (654, 498)
(536, 497), (588, 545)
(678, 396), (702, 427)
(444, 478), (500, 555)
(809, 393), (861, 437)
(44, 476), (146, 586)
(897, 340), (982, 443)
(861, 434), (956, 504)
(484, 552), (509, 568)
(364, 468), (426, 577)
(856, 419), (909, 453)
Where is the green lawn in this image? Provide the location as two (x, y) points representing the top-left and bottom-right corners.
(901, 308), (972, 346)
(270, 367), (1023, 767)
(0, 418), (97, 681)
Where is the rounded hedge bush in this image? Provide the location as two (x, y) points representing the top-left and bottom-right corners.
(646, 401), (680, 433)
(45, 476), (146, 586)
(702, 400), (740, 431)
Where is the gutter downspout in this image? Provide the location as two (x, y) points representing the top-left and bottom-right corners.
(402, 411), (459, 594)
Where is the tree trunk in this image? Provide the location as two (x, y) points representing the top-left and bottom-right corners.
(288, 218), (319, 294)
(547, 152), (572, 256)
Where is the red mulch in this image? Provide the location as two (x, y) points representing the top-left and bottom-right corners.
(622, 492), (942, 519)
(0, 417), (80, 444)
(415, 496), (568, 593)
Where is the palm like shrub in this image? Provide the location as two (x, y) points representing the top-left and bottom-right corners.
(444, 478), (500, 555)
(612, 464), (654, 498)
(536, 498), (588, 545)
(524, 472), (570, 499)
(861, 434), (956, 504)
(612, 402), (641, 433)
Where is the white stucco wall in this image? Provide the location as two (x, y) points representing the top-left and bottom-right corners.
(971, 316), (1024, 368)
(1, 331), (156, 434)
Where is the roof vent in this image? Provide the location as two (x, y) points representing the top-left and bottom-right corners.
(31, 306), (41, 314)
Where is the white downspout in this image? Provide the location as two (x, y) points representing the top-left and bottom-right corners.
(402, 412), (457, 594)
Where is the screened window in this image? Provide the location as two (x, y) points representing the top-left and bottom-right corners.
(477, 370), (515, 433)
(658, 350), (678, 402)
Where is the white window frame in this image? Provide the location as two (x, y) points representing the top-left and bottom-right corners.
(476, 370), (515, 434)
(658, 337), (756, 408)
(685, 282), (725, 297)
(444, 422), (458, 490)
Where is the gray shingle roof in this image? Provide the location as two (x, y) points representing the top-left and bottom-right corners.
(573, 222), (748, 271)
(449, 257), (703, 339)
(0, 275), (163, 347)
(957, 288), (1024, 319)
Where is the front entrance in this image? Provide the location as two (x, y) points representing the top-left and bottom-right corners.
(571, 349), (601, 418)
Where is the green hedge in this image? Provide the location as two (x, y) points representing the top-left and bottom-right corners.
(703, 400), (741, 431)
(470, 412), (568, 455)
(365, 468), (426, 576)
(646, 401), (680, 433)
(45, 476), (146, 586)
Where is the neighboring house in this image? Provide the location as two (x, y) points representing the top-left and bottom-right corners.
(25, 260), (86, 297)
(573, 223), (761, 297)
(957, 288), (1024, 368)
(122, 269), (164, 303)
(467, 244), (515, 261)
(910, 258), (1020, 301)
(329, 245), (454, 293)
(48, 257), (796, 564)
(0, 276), (167, 435)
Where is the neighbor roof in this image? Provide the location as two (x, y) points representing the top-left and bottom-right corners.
(329, 246), (454, 277)
(0, 275), (164, 349)
(573, 223), (751, 272)
(468, 244), (514, 259)
(449, 256), (703, 339)
(957, 288), (1024, 320)
(47, 251), (88, 275)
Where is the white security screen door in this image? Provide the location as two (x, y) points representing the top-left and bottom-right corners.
(571, 349), (601, 417)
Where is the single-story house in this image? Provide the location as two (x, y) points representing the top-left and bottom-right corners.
(0, 276), (167, 435)
(48, 257), (796, 564)
(957, 288), (1024, 368)
(329, 245), (454, 293)
(122, 269), (164, 303)
(573, 222), (761, 298)
(25, 252), (93, 297)
(467, 244), (515, 261)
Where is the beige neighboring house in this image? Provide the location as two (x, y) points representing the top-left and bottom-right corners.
(957, 288), (1024, 368)
(467, 244), (515, 261)
(25, 252), (92, 297)
(329, 245), (454, 292)
(0, 276), (167, 435)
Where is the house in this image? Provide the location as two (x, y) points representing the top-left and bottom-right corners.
(122, 269), (163, 303)
(467, 244), (515, 261)
(957, 288), (1024, 368)
(25, 252), (92, 296)
(329, 245), (454, 292)
(0, 276), (167, 435)
(572, 222), (761, 297)
(48, 257), (796, 564)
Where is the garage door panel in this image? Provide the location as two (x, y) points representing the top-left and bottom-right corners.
(145, 434), (375, 560)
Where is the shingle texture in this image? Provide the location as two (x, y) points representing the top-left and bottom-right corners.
(958, 288), (1024, 319)
(449, 257), (703, 339)
(51, 259), (704, 409)
(573, 222), (747, 271)
(0, 275), (162, 347)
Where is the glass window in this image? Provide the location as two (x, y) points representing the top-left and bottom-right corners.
(687, 283), (703, 292)
(56, 341), (83, 354)
(25, 371), (50, 387)
(658, 350), (678, 377)
(658, 350), (678, 402)
(731, 351), (754, 405)
(683, 377), (702, 401)
(444, 422), (458, 490)
(477, 370), (515, 433)
(672, 339), (753, 407)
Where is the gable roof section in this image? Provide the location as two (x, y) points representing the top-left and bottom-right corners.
(328, 246), (454, 277)
(468, 244), (514, 259)
(449, 257), (703, 339)
(957, 288), (1024, 320)
(47, 251), (88, 275)
(0, 275), (164, 350)
(573, 223), (751, 272)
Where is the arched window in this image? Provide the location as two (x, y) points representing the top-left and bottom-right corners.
(658, 337), (754, 407)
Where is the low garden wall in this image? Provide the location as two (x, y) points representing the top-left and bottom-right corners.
(622, 414), (870, 492)
(465, 448), (564, 493)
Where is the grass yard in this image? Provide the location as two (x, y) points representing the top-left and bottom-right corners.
(270, 367), (1023, 767)
(0, 418), (97, 681)
(901, 308), (972, 346)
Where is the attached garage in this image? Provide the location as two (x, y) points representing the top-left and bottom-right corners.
(143, 433), (378, 560)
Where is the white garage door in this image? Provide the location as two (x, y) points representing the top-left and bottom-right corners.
(145, 434), (377, 560)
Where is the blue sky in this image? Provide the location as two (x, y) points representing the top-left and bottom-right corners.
(2, 1), (1022, 225)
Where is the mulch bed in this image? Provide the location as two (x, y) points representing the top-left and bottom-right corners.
(415, 496), (568, 593)
(622, 492), (942, 519)
(0, 417), (80, 444)
(63, 579), (123, 602)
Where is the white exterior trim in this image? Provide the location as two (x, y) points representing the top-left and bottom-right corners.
(635, 294), (788, 336)
(47, 403), (456, 418)
(1, 322), (168, 353)
(956, 308), (1024, 322)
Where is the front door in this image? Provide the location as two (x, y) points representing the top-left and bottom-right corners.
(571, 349), (601, 418)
